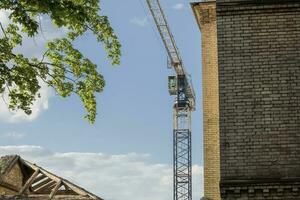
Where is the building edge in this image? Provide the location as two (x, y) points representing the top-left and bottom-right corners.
(191, 2), (221, 200)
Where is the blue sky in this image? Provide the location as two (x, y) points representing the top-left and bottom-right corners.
(0, 1), (203, 199)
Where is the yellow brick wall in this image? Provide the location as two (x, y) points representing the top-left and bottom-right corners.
(192, 2), (220, 200)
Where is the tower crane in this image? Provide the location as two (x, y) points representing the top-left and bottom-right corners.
(146, 1), (196, 200)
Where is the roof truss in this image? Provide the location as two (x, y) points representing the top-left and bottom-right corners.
(0, 156), (102, 200)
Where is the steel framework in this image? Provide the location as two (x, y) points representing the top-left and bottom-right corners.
(174, 107), (192, 200)
(146, 0), (195, 110)
(146, 1), (195, 200)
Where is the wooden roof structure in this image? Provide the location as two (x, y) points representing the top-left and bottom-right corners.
(0, 155), (103, 200)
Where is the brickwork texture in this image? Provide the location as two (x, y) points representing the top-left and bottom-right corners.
(217, 0), (300, 199)
(192, 2), (220, 200)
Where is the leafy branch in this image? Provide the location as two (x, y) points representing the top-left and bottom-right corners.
(0, 0), (121, 123)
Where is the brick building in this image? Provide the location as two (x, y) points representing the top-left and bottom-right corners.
(192, 0), (300, 199)
(192, 2), (220, 200)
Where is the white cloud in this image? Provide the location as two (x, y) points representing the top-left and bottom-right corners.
(0, 132), (25, 140)
(0, 81), (53, 123)
(0, 10), (65, 42)
(0, 146), (204, 200)
(0, 10), (10, 27)
(0, 9), (67, 123)
(173, 3), (185, 10)
(130, 17), (148, 27)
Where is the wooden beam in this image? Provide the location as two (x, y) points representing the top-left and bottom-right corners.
(22, 159), (102, 200)
(0, 195), (99, 200)
(0, 181), (19, 192)
(19, 169), (40, 195)
(62, 180), (90, 196)
(24, 160), (92, 197)
(34, 180), (56, 193)
(23, 161), (61, 182)
(63, 183), (71, 191)
(32, 174), (47, 184)
(31, 178), (51, 191)
(49, 182), (57, 190)
(56, 190), (77, 195)
(49, 180), (62, 200)
(62, 179), (101, 199)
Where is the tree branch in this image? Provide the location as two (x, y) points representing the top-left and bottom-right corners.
(0, 22), (7, 39)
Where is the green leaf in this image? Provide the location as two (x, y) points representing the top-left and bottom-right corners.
(0, 0), (121, 123)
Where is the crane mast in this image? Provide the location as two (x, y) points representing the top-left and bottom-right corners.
(146, 1), (196, 200)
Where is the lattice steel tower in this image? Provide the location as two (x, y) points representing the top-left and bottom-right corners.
(146, 1), (196, 200)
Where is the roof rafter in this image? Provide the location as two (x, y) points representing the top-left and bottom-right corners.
(49, 180), (62, 200)
(0, 155), (103, 200)
(19, 169), (40, 195)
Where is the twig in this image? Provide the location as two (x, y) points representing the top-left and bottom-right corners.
(0, 22), (7, 38)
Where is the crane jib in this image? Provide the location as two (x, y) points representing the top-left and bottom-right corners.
(146, 0), (196, 111)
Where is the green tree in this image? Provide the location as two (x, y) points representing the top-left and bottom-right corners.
(0, 0), (121, 123)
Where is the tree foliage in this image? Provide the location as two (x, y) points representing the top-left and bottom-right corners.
(0, 0), (121, 123)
